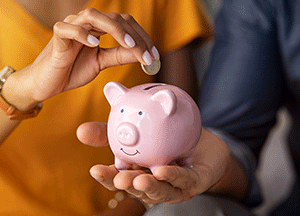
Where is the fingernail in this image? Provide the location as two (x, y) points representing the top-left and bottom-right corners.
(142, 50), (153, 65)
(156, 176), (167, 181)
(124, 34), (136, 48)
(87, 34), (99, 46)
(151, 46), (160, 60)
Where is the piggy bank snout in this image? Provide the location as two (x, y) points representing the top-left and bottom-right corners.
(116, 122), (139, 146)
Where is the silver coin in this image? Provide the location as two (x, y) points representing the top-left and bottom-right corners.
(141, 59), (161, 75)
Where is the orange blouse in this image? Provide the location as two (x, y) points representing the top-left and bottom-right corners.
(0, 0), (212, 215)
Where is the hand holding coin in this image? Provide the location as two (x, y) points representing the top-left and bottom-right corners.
(141, 60), (161, 75)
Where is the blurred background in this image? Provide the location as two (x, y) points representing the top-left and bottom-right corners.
(195, 1), (296, 215)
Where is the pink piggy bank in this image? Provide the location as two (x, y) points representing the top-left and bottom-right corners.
(104, 82), (201, 173)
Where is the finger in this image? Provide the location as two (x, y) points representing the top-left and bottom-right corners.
(71, 8), (135, 49)
(130, 164), (152, 174)
(121, 13), (160, 60)
(114, 170), (148, 199)
(76, 122), (108, 147)
(153, 165), (211, 194)
(53, 21), (100, 49)
(98, 46), (136, 70)
(64, 14), (105, 38)
(125, 187), (148, 200)
(114, 170), (145, 190)
(63, 14), (78, 23)
(73, 9), (157, 65)
(104, 13), (157, 65)
(133, 174), (185, 204)
(90, 164), (118, 191)
(140, 198), (161, 205)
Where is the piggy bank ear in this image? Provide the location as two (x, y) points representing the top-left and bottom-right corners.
(151, 89), (177, 115)
(104, 82), (128, 106)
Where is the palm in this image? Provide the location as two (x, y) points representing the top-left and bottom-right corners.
(79, 124), (232, 205)
(61, 43), (101, 91)
(29, 39), (99, 101)
(26, 9), (154, 103)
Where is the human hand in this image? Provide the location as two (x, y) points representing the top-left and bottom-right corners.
(77, 123), (237, 204)
(4, 8), (159, 111)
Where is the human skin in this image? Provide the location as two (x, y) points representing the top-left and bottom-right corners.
(0, 1), (200, 145)
(103, 82), (202, 173)
(0, 7), (159, 144)
(0, 0), (209, 211)
(77, 123), (249, 204)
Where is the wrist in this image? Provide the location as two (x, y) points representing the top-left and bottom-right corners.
(1, 67), (40, 112)
(206, 155), (248, 201)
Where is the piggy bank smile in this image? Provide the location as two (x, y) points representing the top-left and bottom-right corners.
(104, 81), (202, 173)
(120, 148), (140, 156)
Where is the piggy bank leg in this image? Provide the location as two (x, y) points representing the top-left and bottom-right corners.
(177, 156), (193, 167)
(114, 157), (131, 171)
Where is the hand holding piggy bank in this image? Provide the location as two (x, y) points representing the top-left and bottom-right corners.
(104, 82), (201, 173)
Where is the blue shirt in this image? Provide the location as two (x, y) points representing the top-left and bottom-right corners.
(199, 0), (300, 208)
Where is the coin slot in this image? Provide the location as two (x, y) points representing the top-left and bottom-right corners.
(143, 84), (162, 90)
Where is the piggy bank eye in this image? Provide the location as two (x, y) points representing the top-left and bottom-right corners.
(120, 108), (124, 113)
(138, 111), (143, 115)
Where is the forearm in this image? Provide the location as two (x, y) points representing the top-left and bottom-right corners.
(0, 112), (20, 144)
(201, 128), (262, 206)
(206, 154), (248, 201)
(0, 66), (38, 144)
(196, 128), (248, 201)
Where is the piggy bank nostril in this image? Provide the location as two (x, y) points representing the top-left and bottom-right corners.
(116, 122), (139, 146)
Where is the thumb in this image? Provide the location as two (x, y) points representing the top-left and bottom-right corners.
(99, 46), (137, 70)
(76, 121), (109, 147)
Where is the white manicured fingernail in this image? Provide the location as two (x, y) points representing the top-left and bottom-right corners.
(152, 46), (160, 60)
(124, 34), (136, 48)
(142, 50), (153, 65)
(87, 34), (99, 46)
